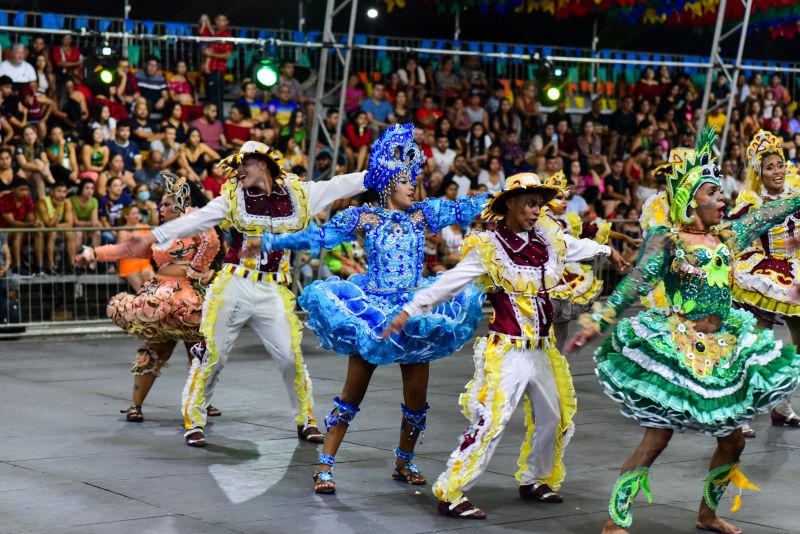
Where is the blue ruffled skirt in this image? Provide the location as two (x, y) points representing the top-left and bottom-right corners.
(298, 274), (484, 365)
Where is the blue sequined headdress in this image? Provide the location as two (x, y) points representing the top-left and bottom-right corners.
(364, 124), (424, 198)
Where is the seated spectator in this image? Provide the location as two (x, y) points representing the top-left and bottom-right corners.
(448, 97), (472, 137)
(108, 121), (142, 173)
(0, 75), (26, 133)
(602, 159), (631, 216)
(32, 52), (56, 99)
(79, 127), (110, 182)
(624, 146), (647, 184)
(343, 74), (365, 115)
(149, 125), (185, 174)
(0, 44), (36, 87)
(45, 126), (80, 188)
(555, 118), (579, 167)
(89, 104), (117, 142)
(630, 120), (655, 153)
(444, 154), (477, 197)
(486, 82), (505, 117)
(181, 128), (221, 182)
(397, 57), (426, 101)
(361, 82), (394, 134)
(634, 67), (661, 103)
(500, 131), (529, 175)
(279, 136), (307, 170)
(465, 122), (491, 173)
(720, 160), (742, 207)
(431, 134), (456, 175)
(515, 80), (540, 137)
(0, 177), (43, 275)
(580, 98), (609, 134)
(161, 101), (190, 144)
(15, 124), (54, 199)
(36, 182), (74, 274)
(50, 35), (82, 80)
(392, 90), (413, 125)
(609, 96), (636, 158)
(465, 90), (489, 130)
(190, 102), (227, 152)
(0, 148), (17, 193)
(577, 120), (608, 169)
(131, 183), (158, 226)
(202, 162), (226, 199)
(134, 57), (168, 114)
(415, 94), (443, 131)
(565, 186), (589, 217)
(477, 156), (505, 192)
(547, 101), (570, 127)
(115, 205), (155, 291)
(267, 84), (300, 130)
(567, 159), (603, 204)
(134, 151), (164, 192)
(130, 98), (161, 146)
(167, 60), (198, 111)
(224, 103), (255, 148)
(434, 57), (461, 101)
(279, 108), (308, 153)
(325, 241), (364, 278)
(344, 111), (372, 171)
(114, 58), (140, 106)
(491, 98), (520, 137)
(271, 62), (305, 103)
(458, 55), (487, 92)
(19, 86), (49, 140)
(634, 168), (659, 209)
(99, 153), (136, 197)
(99, 176), (133, 242)
(438, 220), (464, 269)
(238, 80), (269, 123)
(70, 179), (100, 255)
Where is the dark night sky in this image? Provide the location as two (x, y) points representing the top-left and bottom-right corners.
(7, 0), (795, 61)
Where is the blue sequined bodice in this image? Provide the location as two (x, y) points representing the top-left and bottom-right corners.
(363, 208), (426, 290)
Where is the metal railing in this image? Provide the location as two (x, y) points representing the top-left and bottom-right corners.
(5, 9), (800, 105)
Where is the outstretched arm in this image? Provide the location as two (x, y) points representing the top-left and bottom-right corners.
(573, 227), (672, 339)
(421, 193), (488, 233)
(263, 207), (365, 257)
(152, 195), (228, 245)
(306, 171), (367, 214)
(725, 194), (800, 253)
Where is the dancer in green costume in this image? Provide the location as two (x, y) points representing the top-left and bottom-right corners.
(566, 128), (800, 534)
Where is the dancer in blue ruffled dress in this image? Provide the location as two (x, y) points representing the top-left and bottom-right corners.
(262, 124), (487, 494)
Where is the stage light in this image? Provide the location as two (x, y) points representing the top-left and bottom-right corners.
(253, 58), (279, 89)
(546, 86), (562, 101)
(367, 7), (379, 18)
(98, 68), (114, 85)
(553, 66), (564, 77)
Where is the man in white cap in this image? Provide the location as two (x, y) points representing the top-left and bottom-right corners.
(387, 172), (626, 519)
(126, 141), (365, 447)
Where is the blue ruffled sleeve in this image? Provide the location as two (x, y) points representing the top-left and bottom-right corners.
(420, 193), (488, 233)
(263, 207), (363, 256)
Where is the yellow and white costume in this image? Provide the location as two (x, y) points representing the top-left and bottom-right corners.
(150, 142), (366, 436)
(403, 173), (604, 511)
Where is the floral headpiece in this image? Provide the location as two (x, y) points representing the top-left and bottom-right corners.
(543, 170), (568, 192)
(665, 127), (720, 225)
(364, 124), (424, 199)
(161, 171), (191, 213)
(745, 130), (784, 194)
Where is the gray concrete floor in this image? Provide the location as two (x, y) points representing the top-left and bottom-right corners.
(1, 318), (798, 534)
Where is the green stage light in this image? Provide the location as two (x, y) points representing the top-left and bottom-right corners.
(98, 68), (114, 85)
(254, 59), (279, 89)
(546, 86), (562, 101)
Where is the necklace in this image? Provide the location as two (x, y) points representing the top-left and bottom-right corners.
(680, 225), (708, 235)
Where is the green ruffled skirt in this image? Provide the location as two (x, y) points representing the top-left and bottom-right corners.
(595, 308), (800, 436)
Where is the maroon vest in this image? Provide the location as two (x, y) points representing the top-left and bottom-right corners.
(486, 224), (554, 338)
(223, 183), (295, 272)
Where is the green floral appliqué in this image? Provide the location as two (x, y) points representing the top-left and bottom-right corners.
(670, 291), (697, 314)
(702, 247), (731, 288)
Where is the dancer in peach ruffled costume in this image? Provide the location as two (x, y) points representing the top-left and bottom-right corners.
(77, 172), (220, 422)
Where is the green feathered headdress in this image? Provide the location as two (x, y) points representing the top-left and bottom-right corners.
(665, 126), (721, 225)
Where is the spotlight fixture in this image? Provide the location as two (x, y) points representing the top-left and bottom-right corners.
(367, 7), (379, 18)
(251, 56), (280, 89)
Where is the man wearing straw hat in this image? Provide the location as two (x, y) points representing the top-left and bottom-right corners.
(386, 172), (626, 519)
(125, 141), (366, 447)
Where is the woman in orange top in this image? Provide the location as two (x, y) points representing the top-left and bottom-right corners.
(116, 206), (155, 291)
(77, 172), (221, 422)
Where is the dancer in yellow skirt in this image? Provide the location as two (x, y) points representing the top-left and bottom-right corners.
(386, 173), (626, 519)
(543, 171), (636, 350)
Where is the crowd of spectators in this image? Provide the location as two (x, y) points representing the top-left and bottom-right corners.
(0, 13), (799, 285)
